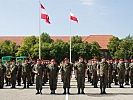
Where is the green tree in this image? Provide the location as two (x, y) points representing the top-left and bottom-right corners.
(90, 41), (101, 59)
(0, 40), (18, 57)
(41, 33), (53, 43)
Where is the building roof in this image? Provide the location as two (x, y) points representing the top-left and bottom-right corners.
(0, 35), (113, 50)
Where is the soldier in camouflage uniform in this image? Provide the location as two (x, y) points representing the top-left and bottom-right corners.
(117, 59), (125, 88)
(10, 61), (18, 88)
(87, 60), (92, 82)
(4, 60), (11, 86)
(61, 58), (73, 94)
(74, 57), (87, 94)
(99, 57), (108, 94)
(91, 58), (98, 88)
(47, 59), (60, 94)
(113, 59), (119, 85)
(125, 60), (130, 85)
(22, 60), (31, 88)
(33, 59), (44, 94)
(129, 59), (133, 88)
(30, 60), (36, 85)
(0, 60), (6, 88)
(16, 60), (22, 86)
(107, 59), (113, 88)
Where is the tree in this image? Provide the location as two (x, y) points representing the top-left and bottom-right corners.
(41, 33), (53, 43)
(90, 41), (101, 59)
(0, 40), (18, 57)
(107, 36), (121, 59)
(71, 35), (82, 44)
(16, 36), (37, 57)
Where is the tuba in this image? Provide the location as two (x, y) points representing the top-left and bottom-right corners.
(6, 67), (11, 79)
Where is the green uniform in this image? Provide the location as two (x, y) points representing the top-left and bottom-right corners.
(113, 63), (118, 85)
(87, 63), (92, 82)
(16, 63), (22, 86)
(99, 61), (108, 94)
(75, 62), (87, 93)
(4, 63), (11, 86)
(33, 64), (44, 91)
(125, 62), (130, 85)
(91, 62), (98, 88)
(0, 64), (6, 88)
(107, 63), (113, 88)
(129, 62), (133, 87)
(10, 65), (18, 88)
(117, 62), (125, 87)
(47, 64), (59, 92)
(61, 63), (73, 89)
(22, 63), (31, 88)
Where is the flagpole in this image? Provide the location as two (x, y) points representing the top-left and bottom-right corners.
(70, 9), (72, 63)
(39, 0), (41, 59)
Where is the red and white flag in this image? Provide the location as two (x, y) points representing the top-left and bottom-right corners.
(40, 4), (51, 24)
(70, 12), (78, 23)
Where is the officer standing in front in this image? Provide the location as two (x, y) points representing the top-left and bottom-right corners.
(47, 59), (60, 94)
(74, 57), (87, 94)
(33, 59), (44, 94)
(61, 58), (73, 94)
(99, 56), (108, 94)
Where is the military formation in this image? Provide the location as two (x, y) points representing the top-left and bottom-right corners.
(0, 57), (133, 95)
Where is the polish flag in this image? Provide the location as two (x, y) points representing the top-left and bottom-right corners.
(40, 4), (51, 24)
(70, 12), (78, 23)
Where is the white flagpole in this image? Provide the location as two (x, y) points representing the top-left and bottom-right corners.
(70, 10), (72, 63)
(39, 0), (41, 59)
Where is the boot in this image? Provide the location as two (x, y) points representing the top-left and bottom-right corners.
(63, 88), (66, 94)
(67, 88), (70, 94)
(131, 84), (133, 88)
(40, 90), (42, 94)
(36, 90), (40, 94)
(81, 89), (85, 94)
(27, 84), (29, 88)
(103, 88), (106, 94)
(78, 88), (80, 94)
(23, 84), (26, 88)
(100, 88), (103, 94)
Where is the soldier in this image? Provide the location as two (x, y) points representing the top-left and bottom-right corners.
(4, 60), (11, 86)
(99, 56), (108, 94)
(113, 59), (119, 85)
(16, 60), (22, 86)
(107, 59), (113, 88)
(10, 60), (18, 88)
(91, 58), (98, 88)
(61, 58), (73, 94)
(42, 60), (47, 86)
(30, 60), (36, 85)
(129, 59), (133, 88)
(87, 60), (92, 82)
(0, 60), (6, 88)
(22, 60), (31, 88)
(47, 59), (59, 94)
(33, 59), (44, 94)
(117, 59), (125, 88)
(125, 60), (130, 85)
(74, 57), (87, 94)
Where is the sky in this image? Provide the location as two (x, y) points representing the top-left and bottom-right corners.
(0, 0), (133, 38)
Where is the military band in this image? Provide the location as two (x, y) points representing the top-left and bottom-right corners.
(0, 57), (133, 95)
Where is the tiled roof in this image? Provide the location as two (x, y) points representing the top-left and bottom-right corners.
(0, 35), (113, 50)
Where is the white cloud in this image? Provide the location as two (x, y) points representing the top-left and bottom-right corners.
(80, 0), (95, 6)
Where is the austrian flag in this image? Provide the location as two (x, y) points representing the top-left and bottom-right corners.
(70, 12), (78, 23)
(40, 4), (51, 24)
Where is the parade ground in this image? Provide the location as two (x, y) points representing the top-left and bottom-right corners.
(0, 75), (133, 100)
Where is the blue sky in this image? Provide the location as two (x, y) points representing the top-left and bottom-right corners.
(0, 0), (133, 38)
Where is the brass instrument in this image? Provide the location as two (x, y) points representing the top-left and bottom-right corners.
(6, 67), (11, 79)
